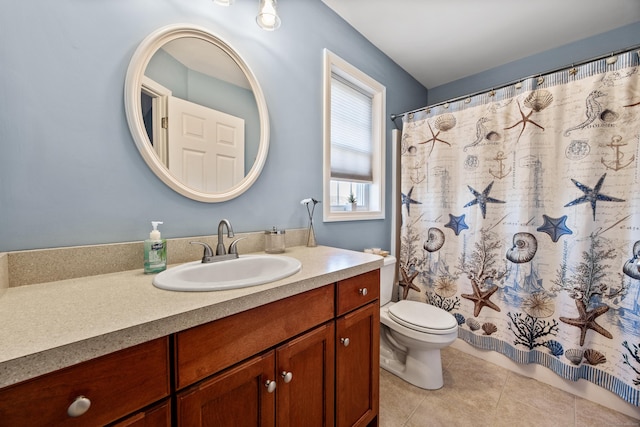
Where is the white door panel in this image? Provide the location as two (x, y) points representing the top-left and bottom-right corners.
(168, 96), (245, 192)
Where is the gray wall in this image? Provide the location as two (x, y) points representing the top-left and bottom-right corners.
(0, 0), (427, 252)
(427, 22), (640, 105)
(2, 1), (635, 254)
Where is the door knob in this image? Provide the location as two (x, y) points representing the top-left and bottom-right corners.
(265, 380), (276, 393)
(281, 371), (293, 383)
(341, 337), (350, 347)
(67, 396), (91, 417)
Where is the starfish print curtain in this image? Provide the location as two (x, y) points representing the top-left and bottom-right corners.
(399, 49), (640, 406)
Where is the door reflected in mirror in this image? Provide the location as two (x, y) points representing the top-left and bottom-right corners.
(124, 24), (269, 202)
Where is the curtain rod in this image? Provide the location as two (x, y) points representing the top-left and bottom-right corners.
(390, 43), (640, 127)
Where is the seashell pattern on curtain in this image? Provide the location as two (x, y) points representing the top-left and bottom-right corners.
(399, 49), (640, 406)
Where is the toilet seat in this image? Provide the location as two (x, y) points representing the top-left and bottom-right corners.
(388, 300), (457, 334)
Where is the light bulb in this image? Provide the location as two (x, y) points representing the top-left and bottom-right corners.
(257, 0), (281, 31)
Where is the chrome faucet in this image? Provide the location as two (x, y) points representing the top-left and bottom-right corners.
(216, 219), (234, 256)
(190, 219), (244, 264)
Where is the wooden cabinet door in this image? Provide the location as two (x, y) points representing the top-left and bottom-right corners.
(176, 352), (276, 427)
(335, 303), (380, 427)
(276, 322), (335, 427)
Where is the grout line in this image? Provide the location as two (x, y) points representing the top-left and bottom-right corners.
(492, 370), (511, 424)
(402, 394), (427, 427)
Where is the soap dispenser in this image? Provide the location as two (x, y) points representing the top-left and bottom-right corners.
(144, 221), (167, 274)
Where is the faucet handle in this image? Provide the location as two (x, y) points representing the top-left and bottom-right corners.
(228, 237), (247, 256)
(190, 241), (215, 263)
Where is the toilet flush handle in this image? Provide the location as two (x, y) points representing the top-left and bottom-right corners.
(359, 288), (368, 296)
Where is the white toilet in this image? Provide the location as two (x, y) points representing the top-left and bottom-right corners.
(379, 255), (458, 389)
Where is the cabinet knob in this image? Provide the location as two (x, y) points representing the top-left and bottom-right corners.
(359, 288), (368, 296)
(341, 337), (350, 347)
(281, 371), (293, 383)
(265, 380), (277, 393)
(67, 395), (91, 417)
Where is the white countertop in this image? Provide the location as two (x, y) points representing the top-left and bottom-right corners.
(0, 245), (383, 388)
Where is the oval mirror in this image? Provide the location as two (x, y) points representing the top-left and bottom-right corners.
(124, 24), (269, 202)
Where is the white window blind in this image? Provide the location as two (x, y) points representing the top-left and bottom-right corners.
(330, 74), (373, 182)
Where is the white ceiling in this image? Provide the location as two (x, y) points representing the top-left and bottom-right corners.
(321, 0), (640, 89)
(161, 38), (251, 89)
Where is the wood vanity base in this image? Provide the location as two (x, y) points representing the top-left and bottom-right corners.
(0, 269), (380, 426)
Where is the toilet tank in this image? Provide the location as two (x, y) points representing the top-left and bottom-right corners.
(380, 255), (397, 305)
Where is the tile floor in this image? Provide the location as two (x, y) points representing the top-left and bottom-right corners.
(379, 346), (640, 427)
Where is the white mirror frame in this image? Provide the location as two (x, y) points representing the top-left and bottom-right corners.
(124, 23), (270, 202)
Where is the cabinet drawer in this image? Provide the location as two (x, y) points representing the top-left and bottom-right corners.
(175, 284), (335, 389)
(0, 337), (170, 426)
(336, 269), (379, 316)
(110, 398), (171, 426)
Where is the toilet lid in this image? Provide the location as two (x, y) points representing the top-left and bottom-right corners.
(388, 300), (457, 334)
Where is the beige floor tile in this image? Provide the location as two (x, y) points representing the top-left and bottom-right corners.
(440, 349), (509, 411)
(405, 393), (496, 427)
(379, 368), (426, 427)
(379, 346), (639, 427)
(492, 396), (574, 427)
(575, 397), (640, 426)
(440, 346), (458, 369)
(499, 371), (576, 418)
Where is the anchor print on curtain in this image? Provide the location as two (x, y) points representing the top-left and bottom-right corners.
(399, 50), (640, 406)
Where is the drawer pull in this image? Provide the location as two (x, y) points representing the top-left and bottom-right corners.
(281, 371), (293, 383)
(67, 395), (91, 417)
(341, 337), (350, 347)
(359, 288), (368, 296)
(265, 380), (277, 393)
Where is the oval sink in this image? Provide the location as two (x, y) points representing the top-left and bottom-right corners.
(152, 254), (302, 292)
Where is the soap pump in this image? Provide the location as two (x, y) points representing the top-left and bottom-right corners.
(144, 221), (167, 274)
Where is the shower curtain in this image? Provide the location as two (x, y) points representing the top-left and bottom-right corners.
(399, 50), (640, 406)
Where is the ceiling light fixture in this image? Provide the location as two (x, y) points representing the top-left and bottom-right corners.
(256, 0), (281, 31)
(212, 0), (280, 31)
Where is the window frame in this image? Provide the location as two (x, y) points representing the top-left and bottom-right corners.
(322, 49), (386, 222)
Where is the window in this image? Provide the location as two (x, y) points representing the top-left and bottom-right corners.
(322, 49), (386, 222)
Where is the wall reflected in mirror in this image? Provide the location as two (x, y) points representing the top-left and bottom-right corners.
(140, 37), (260, 193)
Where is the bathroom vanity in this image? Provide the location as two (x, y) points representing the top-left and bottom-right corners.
(0, 245), (382, 426)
